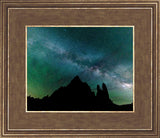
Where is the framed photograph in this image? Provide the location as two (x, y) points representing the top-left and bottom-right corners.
(26, 26), (134, 112)
(0, 0), (159, 137)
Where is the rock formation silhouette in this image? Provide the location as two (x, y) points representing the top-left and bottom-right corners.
(27, 76), (133, 111)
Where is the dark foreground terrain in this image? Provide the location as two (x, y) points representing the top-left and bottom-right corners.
(27, 76), (133, 111)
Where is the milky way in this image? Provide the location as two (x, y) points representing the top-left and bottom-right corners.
(27, 27), (133, 105)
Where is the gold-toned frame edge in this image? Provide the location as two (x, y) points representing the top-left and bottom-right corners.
(8, 7), (151, 132)
(25, 25), (135, 114)
(6, 5), (154, 134)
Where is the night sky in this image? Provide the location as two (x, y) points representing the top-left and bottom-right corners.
(27, 27), (133, 105)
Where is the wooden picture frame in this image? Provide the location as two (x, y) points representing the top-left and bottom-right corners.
(0, 0), (159, 137)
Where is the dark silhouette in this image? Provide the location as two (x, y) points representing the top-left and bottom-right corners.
(27, 76), (133, 111)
